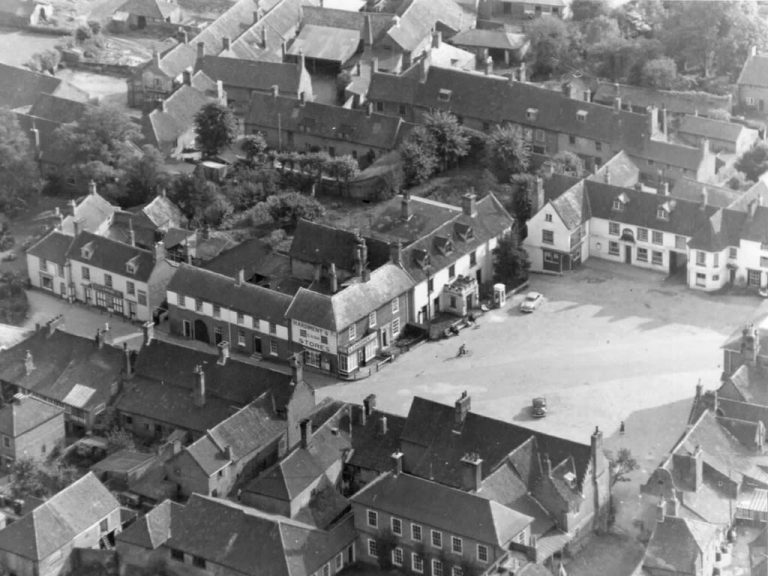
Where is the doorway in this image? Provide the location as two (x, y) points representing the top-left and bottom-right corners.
(137, 15), (146, 28)
(380, 328), (389, 348)
(624, 245), (632, 264)
(183, 320), (192, 338)
(194, 319), (209, 343)
(253, 336), (262, 355)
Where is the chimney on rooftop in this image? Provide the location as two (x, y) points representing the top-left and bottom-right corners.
(261, 26), (267, 48)
(193, 364), (206, 407)
(217, 340), (230, 365)
(197, 41), (205, 61)
(391, 451), (403, 476)
(454, 391), (470, 427)
(419, 53), (429, 83)
(153, 49), (160, 67)
(329, 262), (338, 293)
(182, 67), (192, 87)
(389, 241), (403, 267)
(562, 82), (572, 99)
(432, 29), (442, 49)
(462, 192), (477, 218)
(401, 191), (412, 221)
(290, 352), (304, 385)
(583, 89), (591, 102)
(656, 501), (665, 522)
(95, 328), (104, 349)
(29, 126), (40, 150)
(701, 187), (708, 209)
(89, 180), (97, 196)
(154, 241), (165, 262)
(614, 96), (622, 112)
(742, 323), (760, 365)
(236, 268), (245, 287)
(363, 394), (376, 417)
(604, 167), (611, 185)
(484, 56), (493, 75)
(300, 418), (312, 449)
(371, 56), (378, 74)
(543, 453), (552, 477)
(298, 50), (306, 72)
(364, 14), (373, 47)
(222, 37), (230, 51)
(272, 85), (279, 99)
(518, 61), (526, 83)
(299, 91), (306, 106)
(128, 218), (136, 247)
(666, 497), (679, 517)
(123, 342), (133, 380)
(24, 350), (35, 376)
(460, 452), (482, 492)
(378, 415), (388, 435)
(142, 321), (155, 346)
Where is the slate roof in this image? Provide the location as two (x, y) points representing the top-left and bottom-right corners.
(116, 499), (181, 550)
(105, 210), (158, 249)
(644, 515), (720, 575)
(549, 181), (588, 231)
(0, 473), (119, 561)
(287, 24), (360, 63)
(167, 263), (293, 325)
(67, 231), (157, 283)
(285, 263), (414, 331)
(137, 193), (185, 230)
(348, 407), (406, 473)
(245, 92), (408, 151)
(144, 84), (210, 149)
(588, 151), (640, 189)
(593, 81), (732, 116)
(289, 220), (390, 273)
(28, 93), (90, 124)
(738, 53), (768, 88)
(353, 472), (533, 546)
(678, 115), (750, 143)
(26, 231), (74, 265)
(387, 0), (467, 52)
(185, 394), (286, 476)
(195, 55), (305, 93)
(60, 191), (117, 236)
(450, 29), (527, 51)
(0, 328), (124, 412)
(400, 396), (593, 492)
(202, 237), (271, 277)
(0, 63), (88, 110)
(0, 395), (63, 438)
(300, 6), (393, 42)
(227, 0), (309, 62)
(670, 179), (740, 210)
(165, 494), (355, 576)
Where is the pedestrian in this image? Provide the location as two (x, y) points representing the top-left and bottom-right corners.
(620, 421), (625, 435)
(105, 321), (110, 332)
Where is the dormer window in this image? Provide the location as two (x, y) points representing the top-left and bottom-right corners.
(434, 236), (454, 256)
(526, 108), (538, 121)
(612, 193), (629, 211)
(657, 207), (669, 221)
(125, 256), (139, 275)
(413, 249), (430, 269)
(454, 222), (474, 241)
(80, 242), (94, 260)
(576, 110), (588, 122)
(438, 89), (452, 102)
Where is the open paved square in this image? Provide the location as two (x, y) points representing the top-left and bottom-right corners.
(319, 258), (768, 459)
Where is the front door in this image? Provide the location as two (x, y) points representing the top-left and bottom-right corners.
(476, 269), (482, 285)
(730, 268), (736, 284)
(380, 327), (389, 348)
(128, 301), (137, 319)
(183, 320), (192, 338)
(624, 245), (632, 264)
(253, 336), (262, 355)
(194, 319), (209, 343)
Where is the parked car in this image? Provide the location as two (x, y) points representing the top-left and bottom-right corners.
(531, 397), (547, 418)
(520, 292), (543, 313)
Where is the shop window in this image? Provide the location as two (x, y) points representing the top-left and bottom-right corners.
(652, 251), (663, 266)
(637, 248), (648, 262)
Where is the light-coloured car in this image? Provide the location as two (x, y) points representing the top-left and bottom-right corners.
(532, 397), (547, 418)
(520, 291), (543, 313)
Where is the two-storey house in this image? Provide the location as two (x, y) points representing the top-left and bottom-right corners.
(66, 232), (176, 322)
(0, 394), (64, 469)
(166, 263), (293, 359)
(0, 473), (122, 576)
(26, 231), (74, 299)
(737, 47), (768, 116)
(285, 262), (413, 377)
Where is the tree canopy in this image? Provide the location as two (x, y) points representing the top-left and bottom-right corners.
(0, 110), (40, 215)
(194, 103), (238, 158)
(485, 125), (531, 183)
(735, 143), (768, 182)
(492, 233), (530, 288)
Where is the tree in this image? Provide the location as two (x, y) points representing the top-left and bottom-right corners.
(399, 126), (439, 186)
(106, 427), (136, 454)
(194, 103), (238, 158)
(168, 174), (220, 224)
(51, 105), (142, 190)
(639, 57), (677, 89)
(492, 233), (530, 287)
(259, 191), (325, 230)
(328, 155), (360, 193)
(525, 15), (582, 78)
(707, 109), (732, 122)
(10, 458), (45, 499)
(423, 110), (469, 171)
(607, 448), (639, 486)
(27, 49), (61, 75)
(736, 143), (768, 182)
(0, 110), (40, 216)
(549, 151), (585, 178)
(241, 133), (267, 165)
(485, 125), (531, 182)
(571, 0), (609, 21)
(118, 145), (169, 207)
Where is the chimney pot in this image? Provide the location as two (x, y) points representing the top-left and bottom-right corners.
(142, 321), (155, 346)
(462, 193), (477, 217)
(329, 262), (338, 293)
(379, 415), (388, 435)
(460, 452), (482, 491)
(217, 340), (230, 365)
(290, 352), (304, 385)
(363, 394), (376, 417)
(300, 418), (312, 449)
(389, 241), (403, 266)
(236, 268), (245, 286)
(454, 391), (470, 427)
(391, 451), (403, 476)
(193, 364), (205, 407)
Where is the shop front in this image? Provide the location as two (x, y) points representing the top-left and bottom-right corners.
(337, 331), (378, 377)
(89, 284), (125, 315)
(293, 319), (337, 373)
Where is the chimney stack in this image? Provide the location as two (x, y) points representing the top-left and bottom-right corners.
(298, 50), (306, 72)
(484, 56), (493, 75)
(30, 127), (40, 149)
(389, 241), (403, 266)
(614, 97), (622, 111)
(401, 191), (412, 221)
(197, 41), (205, 60)
(656, 501), (665, 522)
(123, 342), (133, 379)
(604, 167), (611, 184)
(701, 187), (708, 209)
(222, 37), (231, 51)
(366, 101), (373, 117)
(154, 241), (165, 261)
(95, 328), (104, 349)
(583, 89), (591, 102)
(236, 268), (245, 287)
(462, 192), (477, 217)
(329, 262), (338, 293)
(666, 497), (678, 517)
(217, 340), (230, 365)
(378, 415), (388, 435)
(363, 394), (376, 417)
(454, 391), (470, 427)
(300, 418), (312, 449)
(89, 180), (97, 196)
(153, 49), (160, 67)
(24, 350), (35, 376)
(432, 30), (442, 49)
(223, 445), (233, 461)
(460, 452), (482, 492)
(543, 453), (552, 477)
(518, 61), (526, 82)
(290, 352), (304, 385)
(193, 364), (206, 407)
(371, 56), (379, 74)
(299, 91), (306, 106)
(391, 451), (403, 476)
(142, 321), (155, 346)
(182, 67), (192, 86)
(272, 85), (279, 99)
(128, 218), (136, 247)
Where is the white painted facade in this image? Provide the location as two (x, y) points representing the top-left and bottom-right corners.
(69, 259), (153, 322)
(26, 254), (70, 298)
(525, 202), (588, 273)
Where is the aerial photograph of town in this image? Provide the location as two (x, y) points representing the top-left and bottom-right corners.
(3, 0), (768, 574)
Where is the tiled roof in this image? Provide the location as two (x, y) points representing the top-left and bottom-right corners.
(549, 181), (587, 230)
(228, 0), (309, 62)
(644, 515), (719, 574)
(185, 395), (286, 476)
(145, 84), (210, 148)
(167, 263), (293, 325)
(196, 55), (305, 94)
(61, 192), (117, 236)
(387, 0), (468, 52)
(116, 499), (181, 550)
(289, 220), (391, 273)
(301, 6), (393, 42)
(286, 24), (360, 63)
(0, 63), (88, 110)
(0, 473), (119, 560)
(285, 263), (414, 331)
(67, 231), (157, 282)
(105, 210), (158, 250)
(138, 193), (185, 230)
(588, 151), (640, 189)
(450, 29), (527, 51)
(245, 92), (408, 150)
(0, 395), (62, 438)
(400, 396), (592, 492)
(352, 472), (533, 546)
(678, 115), (749, 143)
(593, 81), (732, 116)
(165, 494), (353, 576)
(0, 328), (124, 411)
(348, 407), (406, 473)
(670, 178), (740, 210)
(26, 231), (74, 265)
(132, 339), (296, 408)
(202, 237), (272, 277)
(28, 93), (90, 124)
(738, 53), (768, 88)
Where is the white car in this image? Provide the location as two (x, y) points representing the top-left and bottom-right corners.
(520, 291), (543, 313)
